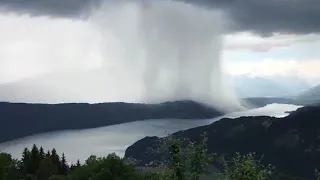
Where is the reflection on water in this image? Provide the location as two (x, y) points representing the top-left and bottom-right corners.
(0, 103), (301, 163)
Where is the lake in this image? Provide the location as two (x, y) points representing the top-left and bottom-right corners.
(0, 103), (301, 163)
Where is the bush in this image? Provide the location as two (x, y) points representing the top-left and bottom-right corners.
(149, 132), (214, 180)
(221, 152), (274, 180)
(149, 133), (275, 180)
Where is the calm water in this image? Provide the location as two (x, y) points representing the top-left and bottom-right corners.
(0, 103), (301, 163)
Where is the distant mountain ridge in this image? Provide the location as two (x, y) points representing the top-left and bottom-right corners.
(295, 84), (320, 104)
(231, 75), (312, 98)
(0, 100), (222, 143)
(242, 83), (320, 107)
(125, 105), (320, 179)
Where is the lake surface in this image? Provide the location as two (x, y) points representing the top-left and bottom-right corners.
(0, 103), (301, 163)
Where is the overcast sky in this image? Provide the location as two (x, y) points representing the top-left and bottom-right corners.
(0, 0), (319, 80)
(0, 0), (319, 104)
(1, 0), (320, 35)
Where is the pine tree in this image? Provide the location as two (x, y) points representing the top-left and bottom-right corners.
(46, 150), (51, 158)
(30, 144), (40, 174)
(39, 147), (45, 160)
(21, 147), (31, 175)
(76, 159), (81, 167)
(36, 157), (58, 180)
(51, 149), (57, 157)
(60, 153), (68, 175)
(51, 149), (61, 174)
(69, 163), (75, 171)
(69, 160), (81, 171)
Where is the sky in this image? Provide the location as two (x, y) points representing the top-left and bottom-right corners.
(0, 0), (318, 85)
(0, 0), (319, 106)
(223, 33), (320, 85)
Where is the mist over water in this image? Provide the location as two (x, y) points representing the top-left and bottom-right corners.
(0, 0), (243, 112)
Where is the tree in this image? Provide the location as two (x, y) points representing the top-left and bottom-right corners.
(30, 144), (40, 174)
(0, 153), (19, 180)
(222, 152), (274, 180)
(39, 147), (45, 160)
(85, 155), (98, 167)
(185, 132), (213, 180)
(76, 160), (81, 167)
(25, 174), (37, 180)
(36, 157), (58, 180)
(0, 139), (283, 180)
(48, 175), (67, 180)
(51, 149), (61, 174)
(154, 132), (213, 180)
(21, 147), (31, 175)
(68, 166), (92, 180)
(151, 133), (276, 180)
(168, 139), (185, 180)
(90, 169), (112, 180)
(60, 153), (68, 175)
(45, 150), (51, 158)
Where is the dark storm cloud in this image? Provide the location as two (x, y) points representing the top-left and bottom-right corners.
(223, 0), (320, 35)
(0, 0), (100, 18)
(0, 0), (320, 35)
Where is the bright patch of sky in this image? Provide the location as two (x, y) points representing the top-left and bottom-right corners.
(223, 40), (320, 61)
(222, 33), (320, 84)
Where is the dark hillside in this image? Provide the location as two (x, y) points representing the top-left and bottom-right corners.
(0, 100), (222, 143)
(125, 105), (320, 179)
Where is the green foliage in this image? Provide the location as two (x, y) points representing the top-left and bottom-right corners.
(36, 157), (58, 180)
(48, 175), (67, 180)
(21, 147), (32, 175)
(1, 145), (148, 180)
(0, 152), (19, 180)
(68, 152), (144, 180)
(185, 133), (213, 180)
(152, 132), (214, 180)
(0, 135), (311, 180)
(60, 153), (68, 175)
(25, 174), (37, 180)
(221, 152), (274, 180)
(68, 166), (91, 180)
(150, 133), (277, 180)
(30, 144), (42, 174)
